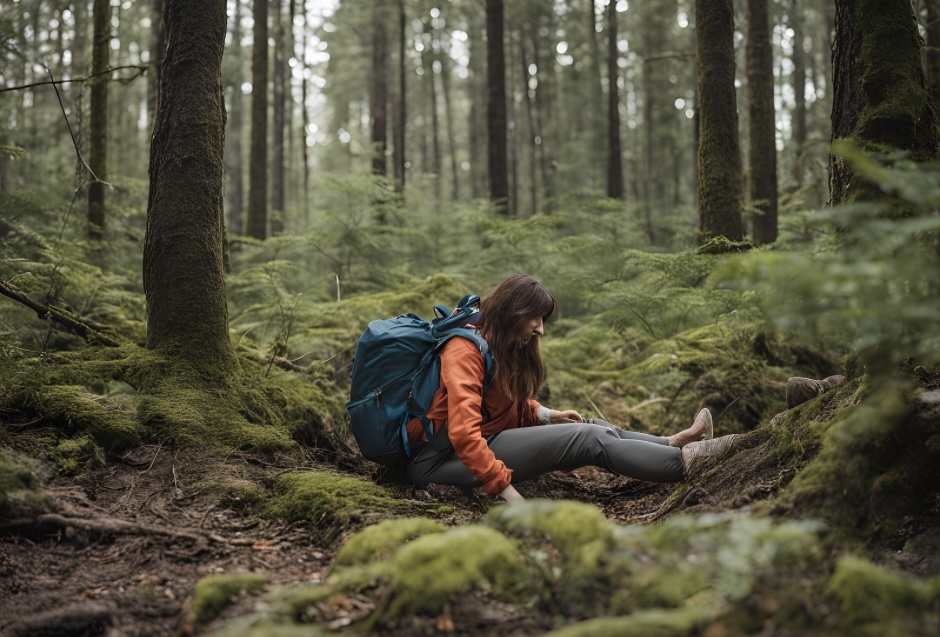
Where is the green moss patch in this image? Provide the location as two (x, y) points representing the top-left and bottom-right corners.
(333, 517), (447, 567)
(266, 471), (406, 540)
(0, 446), (52, 518)
(827, 556), (939, 634)
(187, 573), (268, 625)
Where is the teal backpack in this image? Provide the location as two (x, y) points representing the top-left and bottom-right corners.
(346, 294), (494, 464)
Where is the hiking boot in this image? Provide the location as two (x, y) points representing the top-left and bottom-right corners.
(786, 375), (845, 409)
(681, 434), (739, 477)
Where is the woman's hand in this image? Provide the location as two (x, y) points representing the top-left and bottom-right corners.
(549, 409), (583, 424)
(498, 484), (525, 501)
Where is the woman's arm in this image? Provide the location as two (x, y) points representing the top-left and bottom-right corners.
(536, 405), (584, 424)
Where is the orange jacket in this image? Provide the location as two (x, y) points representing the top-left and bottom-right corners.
(406, 333), (541, 494)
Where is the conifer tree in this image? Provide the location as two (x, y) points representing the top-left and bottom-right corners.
(370, 0), (388, 177)
(696, 0), (744, 242)
(830, 0), (940, 204)
(746, 0), (778, 244)
(88, 0), (110, 239)
(245, 0), (269, 239)
(486, 0), (509, 214)
(144, 0), (238, 375)
(606, 0), (624, 200)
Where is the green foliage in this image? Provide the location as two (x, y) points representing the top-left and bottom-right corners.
(214, 502), (840, 635)
(827, 556), (939, 635)
(713, 153), (940, 377)
(187, 573), (268, 625)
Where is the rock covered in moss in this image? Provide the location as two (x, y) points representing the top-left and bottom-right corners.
(187, 573), (268, 626)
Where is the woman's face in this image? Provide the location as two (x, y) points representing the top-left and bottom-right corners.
(518, 316), (544, 346)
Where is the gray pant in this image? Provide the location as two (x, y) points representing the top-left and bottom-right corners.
(406, 420), (684, 490)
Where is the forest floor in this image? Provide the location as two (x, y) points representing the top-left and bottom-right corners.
(2, 413), (938, 637)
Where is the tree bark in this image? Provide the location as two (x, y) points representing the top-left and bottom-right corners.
(791, 0), (807, 185)
(245, 0), (268, 239)
(520, 34), (539, 216)
(486, 0), (509, 214)
(746, 0), (778, 244)
(468, 16), (486, 200)
(271, 0), (286, 231)
(88, 0), (110, 239)
(925, 0), (940, 116)
(830, 0), (940, 205)
(696, 0), (744, 243)
(147, 0), (165, 127)
(370, 0), (389, 177)
(224, 0), (245, 236)
(393, 0), (406, 193)
(606, 1), (624, 200)
(143, 0), (238, 374)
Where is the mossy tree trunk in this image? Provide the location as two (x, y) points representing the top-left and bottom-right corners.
(606, 0), (624, 201)
(245, 0), (268, 239)
(486, 0), (509, 215)
(143, 0), (238, 378)
(829, 0), (940, 205)
(924, 0), (940, 117)
(746, 0), (778, 244)
(696, 0), (744, 243)
(87, 0), (110, 240)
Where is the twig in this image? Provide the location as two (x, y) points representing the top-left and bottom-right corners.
(620, 299), (658, 339)
(46, 66), (110, 188)
(0, 64), (150, 94)
(585, 396), (608, 422)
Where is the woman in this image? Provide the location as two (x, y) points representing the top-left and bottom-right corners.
(405, 274), (738, 501)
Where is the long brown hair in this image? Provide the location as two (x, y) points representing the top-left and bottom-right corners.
(478, 274), (557, 403)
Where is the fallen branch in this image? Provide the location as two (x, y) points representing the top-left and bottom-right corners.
(0, 278), (122, 347)
(1, 511), (213, 544)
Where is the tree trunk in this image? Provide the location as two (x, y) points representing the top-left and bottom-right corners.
(393, 0), (406, 193)
(440, 50), (461, 202)
(791, 0), (807, 185)
(746, 0), (778, 244)
(88, 0), (110, 239)
(606, 1), (624, 200)
(520, 34), (539, 216)
(696, 0), (744, 243)
(424, 22), (442, 202)
(148, 0), (165, 127)
(468, 18), (486, 200)
(245, 0), (268, 239)
(370, 0), (389, 177)
(271, 0), (286, 233)
(830, 0), (940, 205)
(144, 0), (238, 375)
(225, 0), (245, 236)
(485, 0), (509, 214)
(300, 0), (310, 219)
(925, 0), (940, 116)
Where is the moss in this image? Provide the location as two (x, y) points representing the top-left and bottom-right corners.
(781, 384), (918, 536)
(384, 525), (530, 617)
(543, 595), (723, 637)
(187, 573), (268, 625)
(45, 434), (107, 475)
(0, 447), (52, 518)
(485, 500), (615, 572)
(26, 384), (140, 451)
(333, 517), (447, 567)
(266, 472), (405, 540)
(826, 556), (937, 633)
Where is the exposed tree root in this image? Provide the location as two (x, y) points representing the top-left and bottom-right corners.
(3, 601), (115, 637)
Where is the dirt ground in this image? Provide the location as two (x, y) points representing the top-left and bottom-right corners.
(1, 420), (936, 637)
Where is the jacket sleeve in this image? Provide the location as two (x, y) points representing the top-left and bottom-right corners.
(439, 337), (512, 494)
